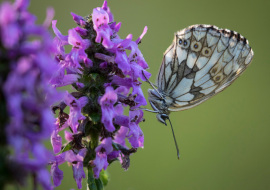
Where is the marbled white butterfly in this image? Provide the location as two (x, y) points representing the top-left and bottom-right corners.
(144, 24), (254, 159)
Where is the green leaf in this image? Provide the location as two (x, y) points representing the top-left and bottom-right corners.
(61, 142), (72, 152)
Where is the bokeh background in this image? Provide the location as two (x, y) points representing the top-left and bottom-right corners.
(11, 0), (270, 189)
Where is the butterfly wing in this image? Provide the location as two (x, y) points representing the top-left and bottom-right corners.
(156, 25), (254, 111)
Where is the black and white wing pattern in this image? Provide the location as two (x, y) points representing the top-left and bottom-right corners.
(156, 24), (254, 111)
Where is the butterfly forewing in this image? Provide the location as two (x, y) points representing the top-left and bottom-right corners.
(156, 25), (254, 111)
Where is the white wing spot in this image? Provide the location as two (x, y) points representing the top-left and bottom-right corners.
(177, 93), (195, 101)
(171, 77), (193, 98)
(176, 46), (188, 64)
(200, 80), (215, 89)
(187, 52), (197, 68)
(174, 101), (189, 106)
(224, 60), (233, 75)
(206, 32), (220, 47)
(196, 56), (209, 69)
(164, 47), (174, 66)
(200, 85), (217, 95)
(194, 74), (210, 87)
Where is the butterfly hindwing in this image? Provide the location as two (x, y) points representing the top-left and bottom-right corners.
(156, 25), (253, 111)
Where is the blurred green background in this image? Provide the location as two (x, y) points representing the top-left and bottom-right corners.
(14, 0), (270, 189)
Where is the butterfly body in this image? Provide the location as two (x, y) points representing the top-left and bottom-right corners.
(148, 24), (254, 124)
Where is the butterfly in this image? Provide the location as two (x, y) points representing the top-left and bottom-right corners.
(143, 24), (254, 159)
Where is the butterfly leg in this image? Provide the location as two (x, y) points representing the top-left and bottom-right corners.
(130, 107), (159, 113)
(139, 108), (159, 113)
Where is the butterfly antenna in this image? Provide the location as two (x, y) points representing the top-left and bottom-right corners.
(141, 70), (165, 100)
(167, 117), (180, 160)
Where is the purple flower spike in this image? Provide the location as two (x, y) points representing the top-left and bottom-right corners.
(0, 0), (61, 188)
(50, 1), (150, 188)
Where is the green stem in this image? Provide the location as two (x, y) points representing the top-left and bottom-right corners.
(87, 166), (104, 190)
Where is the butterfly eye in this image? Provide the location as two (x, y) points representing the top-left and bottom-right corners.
(191, 41), (202, 52)
(201, 47), (212, 57)
(179, 39), (183, 45)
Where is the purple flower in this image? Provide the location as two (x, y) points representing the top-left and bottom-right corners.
(93, 138), (113, 178)
(51, 128), (62, 154)
(113, 36), (132, 72)
(72, 161), (85, 189)
(101, 1), (113, 22)
(115, 126), (129, 146)
(71, 12), (86, 26)
(51, 163), (63, 187)
(92, 7), (114, 49)
(99, 86), (118, 132)
(63, 92), (88, 133)
(128, 110), (144, 148)
(51, 149), (86, 188)
(93, 152), (108, 179)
